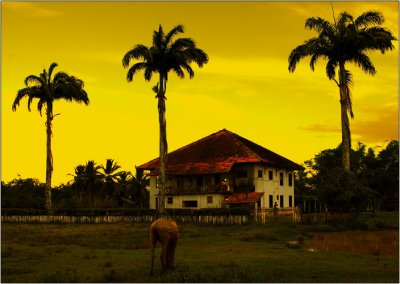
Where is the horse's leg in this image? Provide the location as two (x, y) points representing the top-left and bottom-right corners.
(168, 238), (177, 270)
(160, 239), (168, 273)
(165, 239), (172, 270)
(149, 230), (157, 275)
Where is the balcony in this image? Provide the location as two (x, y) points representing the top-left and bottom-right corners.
(165, 184), (230, 195)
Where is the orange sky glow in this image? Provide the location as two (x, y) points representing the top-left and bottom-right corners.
(2, 1), (398, 186)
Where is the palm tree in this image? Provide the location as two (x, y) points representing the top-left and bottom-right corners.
(122, 24), (208, 212)
(131, 166), (150, 208)
(83, 160), (101, 208)
(288, 11), (396, 172)
(67, 164), (87, 207)
(99, 159), (123, 205)
(12, 63), (89, 211)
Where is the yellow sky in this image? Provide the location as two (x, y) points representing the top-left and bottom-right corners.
(2, 1), (398, 186)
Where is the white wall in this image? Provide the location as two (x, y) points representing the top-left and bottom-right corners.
(252, 165), (295, 209)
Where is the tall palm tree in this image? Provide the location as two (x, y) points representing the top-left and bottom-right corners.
(12, 63), (89, 211)
(288, 11), (396, 172)
(122, 24), (208, 213)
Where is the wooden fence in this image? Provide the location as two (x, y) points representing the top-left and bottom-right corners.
(1, 208), (304, 225)
(1, 214), (250, 225)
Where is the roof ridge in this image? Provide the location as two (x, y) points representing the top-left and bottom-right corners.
(228, 131), (264, 161)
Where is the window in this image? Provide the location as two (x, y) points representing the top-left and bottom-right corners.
(289, 195), (293, 207)
(269, 195), (273, 208)
(276, 195), (279, 200)
(183, 200), (198, 208)
(280, 195), (284, 207)
(279, 173), (284, 186)
(257, 170), (263, 178)
(214, 174), (221, 185)
(167, 196), (173, 204)
(155, 197), (159, 209)
(207, 196), (213, 204)
(268, 171), (273, 180)
(288, 173), (293, 187)
(236, 170), (247, 178)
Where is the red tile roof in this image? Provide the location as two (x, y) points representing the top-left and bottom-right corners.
(224, 192), (265, 204)
(137, 129), (304, 175)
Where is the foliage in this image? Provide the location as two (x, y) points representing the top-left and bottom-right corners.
(2, 158), (151, 210)
(296, 140), (399, 213)
(1, 177), (46, 209)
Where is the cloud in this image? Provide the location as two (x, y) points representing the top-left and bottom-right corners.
(299, 123), (340, 134)
(299, 104), (398, 144)
(352, 104), (398, 143)
(5, 2), (63, 18)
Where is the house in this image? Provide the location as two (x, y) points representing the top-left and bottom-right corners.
(137, 129), (304, 210)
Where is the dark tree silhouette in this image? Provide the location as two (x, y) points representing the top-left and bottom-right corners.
(99, 158), (123, 206)
(288, 11), (396, 172)
(122, 24), (208, 213)
(12, 63), (89, 211)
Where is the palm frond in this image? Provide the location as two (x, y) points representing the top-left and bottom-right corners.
(350, 53), (376, 75)
(337, 11), (354, 28)
(12, 87), (31, 111)
(363, 26), (396, 53)
(126, 62), (147, 82)
(12, 86), (43, 112)
(288, 38), (320, 72)
(47, 62), (58, 84)
(37, 98), (47, 116)
(309, 52), (325, 71)
(122, 44), (150, 68)
(187, 48), (209, 67)
(170, 38), (196, 51)
(144, 68), (154, 81)
(165, 24), (184, 45)
(355, 11), (384, 28)
(305, 17), (335, 35)
(153, 25), (165, 50)
(171, 66), (185, 79)
(342, 70), (354, 119)
(326, 59), (338, 80)
(24, 75), (44, 87)
(53, 74), (89, 105)
(152, 83), (159, 95)
(343, 69), (353, 87)
(180, 62), (194, 78)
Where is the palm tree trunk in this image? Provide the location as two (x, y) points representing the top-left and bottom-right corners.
(45, 104), (53, 213)
(338, 63), (351, 173)
(157, 73), (168, 214)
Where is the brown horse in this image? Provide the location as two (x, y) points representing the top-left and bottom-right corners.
(149, 218), (179, 275)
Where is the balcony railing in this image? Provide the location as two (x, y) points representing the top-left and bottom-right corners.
(165, 184), (230, 195)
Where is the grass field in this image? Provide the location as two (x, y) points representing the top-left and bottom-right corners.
(1, 216), (399, 283)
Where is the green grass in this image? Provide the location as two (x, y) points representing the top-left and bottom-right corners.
(2, 217), (398, 282)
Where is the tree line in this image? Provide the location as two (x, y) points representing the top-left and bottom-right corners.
(1, 159), (149, 210)
(2, 140), (398, 213)
(295, 140), (399, 213)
